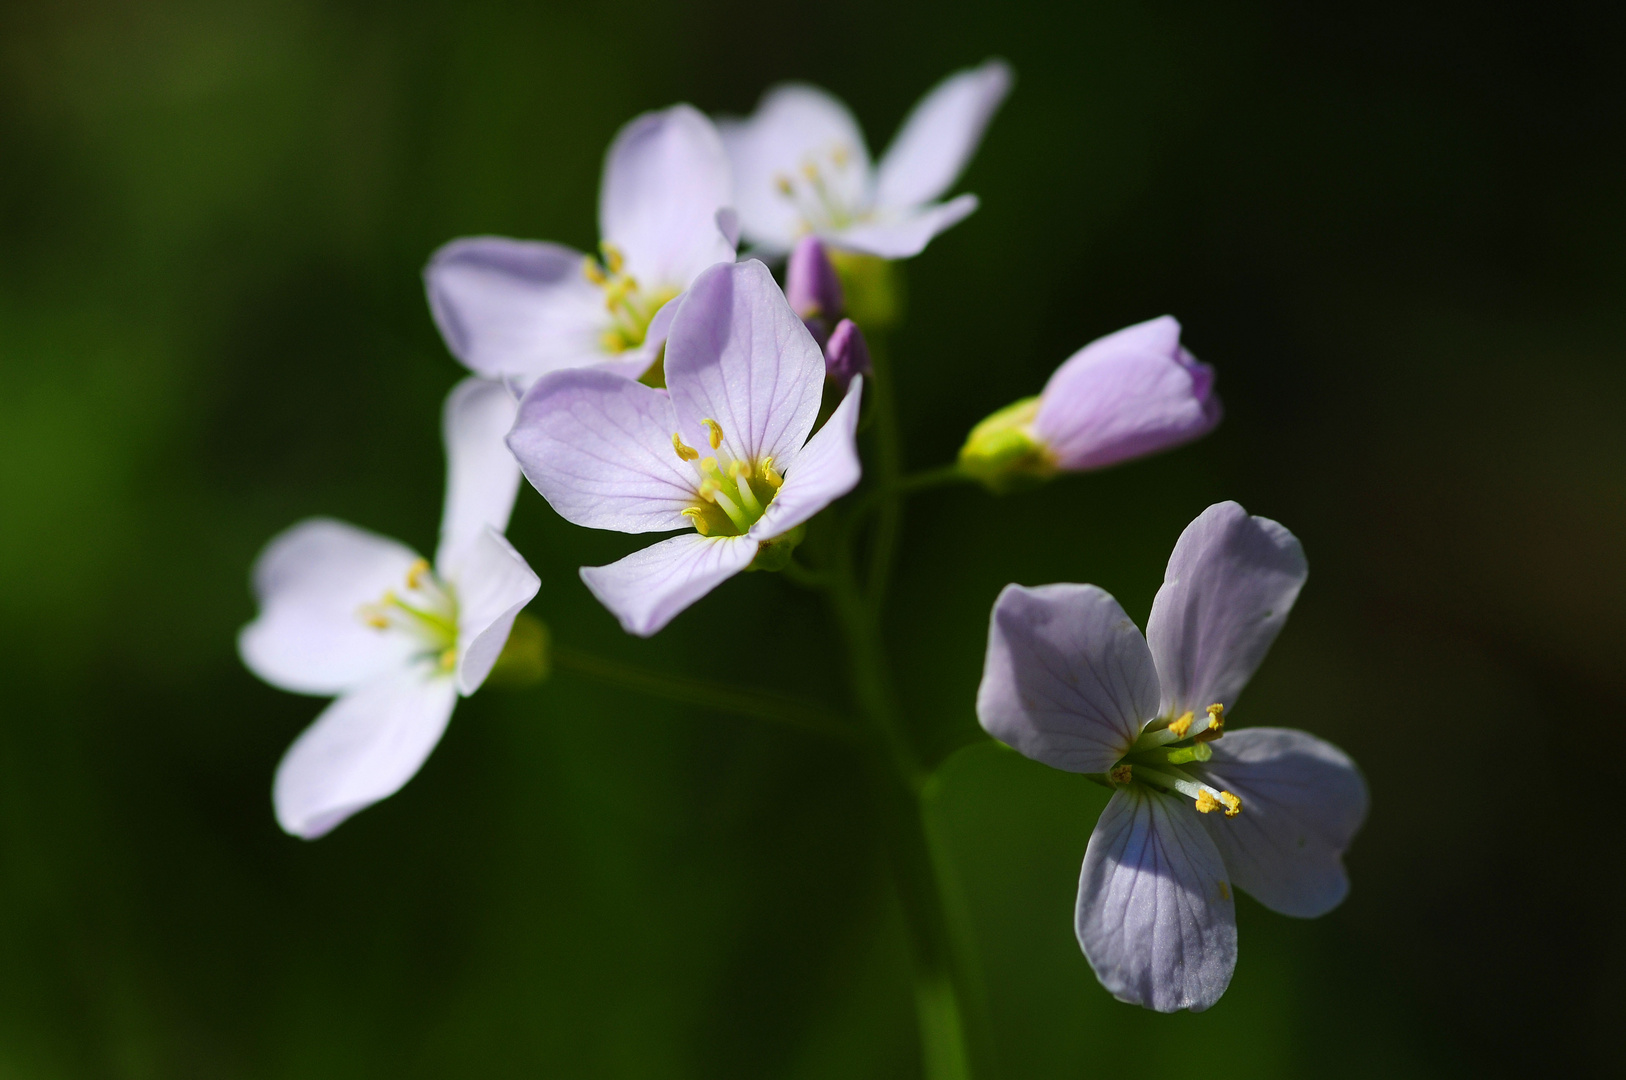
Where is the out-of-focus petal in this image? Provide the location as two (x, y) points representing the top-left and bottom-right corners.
(750, 376), (863, 540)
(272, 662), (459, 839)
(826, 194), (979, 259)
(239, 519), (422, 696)
(1076, 788), (1237, 1013)
(977, 583), (1158, 774)
(875, 59), (1013, 211)
(600, 105), (736, 288)
(425, 237), (607, 386)
(452, 527), (541, 696)
(1031, 316), (1221, 471)
(665, 260), (825, 471)
(580, 534), (758, 637)
(718, 85), (873, 254)
(822, 319), (872, 391)
(435, 377), (522, 578)
(1145, 501), (1308, 718)
(508, 368), (697, 533)
(785, 235), (845, 323)
(1192, 728), (1368, 918)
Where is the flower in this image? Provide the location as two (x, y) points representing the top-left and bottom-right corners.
(976, 501), (1367, 1012)
(719, 59), (1012, 259)
(425, 105), (736, 389)
(239, 378), (541, 838)
(507, 259), (863, 637)
(958, 316), (1222, 492)
(784, 235), (845, 343)
(822, 318), (871, 393)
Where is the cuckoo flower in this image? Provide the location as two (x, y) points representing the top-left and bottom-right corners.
(977, 502), (1366, 1012)
(425, 105), (736, 389)
(959, 316), (1222, 492)
(509, 259), (863, 637)
(240, 379), (540, 838)
(719, 59), (1012, 259)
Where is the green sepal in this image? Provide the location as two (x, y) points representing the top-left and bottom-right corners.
(957, 396), (1058, 493)
(482, 611), (551, 689)
(747, 524), (807, 572)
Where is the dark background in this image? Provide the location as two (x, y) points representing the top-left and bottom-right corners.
(2, 0), (1622, 1075)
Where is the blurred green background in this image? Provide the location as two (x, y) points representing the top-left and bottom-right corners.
(2, 0), (1622, 1075)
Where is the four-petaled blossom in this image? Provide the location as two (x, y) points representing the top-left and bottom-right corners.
(959, 316), (1222, 492)
(240, 379), (541, 839)
(977, 502), (1366, 1012)
(425, 105), (736, 389)
(719, 59), (1012, 259)
(507, 259), (863, 637)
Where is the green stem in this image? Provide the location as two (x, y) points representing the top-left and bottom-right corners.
(551, 646), (858, 746)
(864, 337), (907, 609)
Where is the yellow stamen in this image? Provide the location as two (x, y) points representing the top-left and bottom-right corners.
(582, 257), (607, 285)
(1167, 711), (1194, 739)
(672, 433), (699, 462)
(830, 143), (851, 168)
(1194, 790), (1222, 814)
(800, 161), (820, 182)
(701, 418), (724, 449)
(600, 242), (625, 275)
(439, 647), (457, 672)
(1218, 880), (1231, 901)
(406, 558), (430, 590)
(728, 459), (751, 480)
(761, 457), (783, 488)
(363, 612), (389, 630)
(1218, 791), (1241, 818)
(680, 507), (710, 536)
(601, 330), (626, 352)
(1196, 703), (1226, 742)
(775, 174), (795, 196)
(1109, 764), (1133, 785)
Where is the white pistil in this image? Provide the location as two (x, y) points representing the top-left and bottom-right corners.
(1130, 703), (1225, 753)
(1132, 764), (1241, 818)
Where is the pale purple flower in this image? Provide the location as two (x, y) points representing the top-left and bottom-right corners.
(823, 318), (871, 392)
(719, 60), (1012, 259)
(785, 235), (845, 343)
(425, 105), (736, 389)
(508, 259), (863, 637)
(976, 502), (1367, 1012)
(239, 378), (540, 838)
(959, 316), (1222, 491)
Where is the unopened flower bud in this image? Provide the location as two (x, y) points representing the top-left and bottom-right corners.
(824, 318), (872, 393)
(786, 236), (845, 343)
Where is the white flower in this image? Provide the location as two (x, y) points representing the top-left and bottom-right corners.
(239, 378), (540, 838)
(719, 59), (1012, 259)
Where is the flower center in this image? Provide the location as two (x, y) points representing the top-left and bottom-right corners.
(1109, 704), (1242, 818)
(583, 242), (678, 355)
(670, 419), (783, 536)
(774, 143), (866, 234)
(356, 558), (459, 672)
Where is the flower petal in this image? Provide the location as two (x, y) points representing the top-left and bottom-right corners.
(1077, 787), (1238, 1013)
(976, 583), (1158, 774)
(718, 84), (874, 255)
(1191, 728), (1368, 918)
(599, 104), (736, 289)
(507, 367), (696, 533)
(435, 377), (522, 579)
(1031, 316), (1222, 471)
(826, 194), (979, 259)
(1145, 501), (1308, 717)
(874, 59), (1013, 211)
(424, 236), (619, 387)
(750, 376), (863, 540)
(452, 527), (541, 696)
(239, 519), (423, 696)
(665, 260), (825, 472)
(272, 662), (459, 839)
(580, 533), (758, 637)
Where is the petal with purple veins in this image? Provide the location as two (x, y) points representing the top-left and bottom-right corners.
(874, 59), (1013, 211)
(452, 527), (541, 696)
(750, 376), (863, 540)
(580, 533), (758, 637)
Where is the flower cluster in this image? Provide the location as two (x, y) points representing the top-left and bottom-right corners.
(240, 58), (1363, 1021)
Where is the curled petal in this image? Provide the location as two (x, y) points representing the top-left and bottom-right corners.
(665, 260), (825, 472)
(875, 59), (1013, 211)
(452, 527), (541, 696)
(1031, 316), (1221, 472)
(977, 583), (1157, 774)
(580, 534), (758, 637)
(424, 237), (612, 387)
(508, 368), (696, 533)
(1146, 501), (1308, 718)
(436, 377), (522, 579)
(239, 519), (423, 696)
(750, 376), (863, 540)
(1192, 728), (1368, 918)
(826, 194), (979, 260)
(600, 104), (736, 288)
(273, 663), (459, 839)
(1077, 788), (1237, 1013)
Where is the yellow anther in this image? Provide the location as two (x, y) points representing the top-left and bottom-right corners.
(1109, 764), (1133, 786)
(672, 432), (699, 462)
(582, 257), (607, 285)
(439, 647), (458, 672)
(1197, 703), (1226, 742)
(1218, 880), (1231, 901)
(728, 459), (751, 480)
(775, 173), (795, 196)
(1167, 711), (1194, 739)
(363, 612), (389, 630)
(1194, 790), (1221, 814)
(600, 329), (628, 353)
(801, 160), (820, 182)
(701, 418), (724, 449)
(600, 242), (625, 274)
(1218, 791), (1242, 818)
(761, 457), (783, 488)
(680, 507), (710, 536)
(830, 143), (851, 168)
(406, 558), (430, 590)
